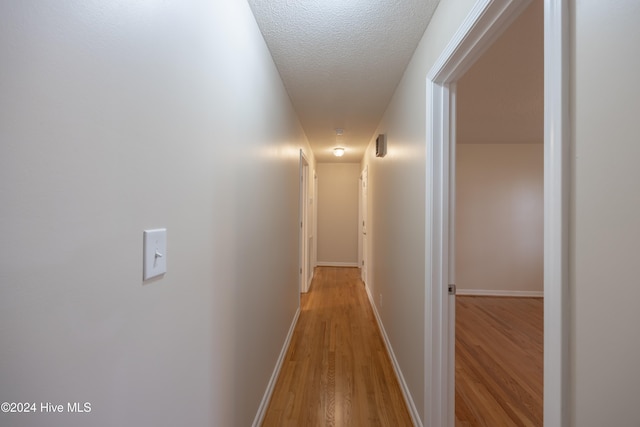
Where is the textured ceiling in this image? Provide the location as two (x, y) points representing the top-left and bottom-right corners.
(247, 0), (441, 162)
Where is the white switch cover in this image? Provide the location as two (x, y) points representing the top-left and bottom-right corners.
(143, 228), (167, 280)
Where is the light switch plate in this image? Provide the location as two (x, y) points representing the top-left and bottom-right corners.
(143, 228), (167, 280)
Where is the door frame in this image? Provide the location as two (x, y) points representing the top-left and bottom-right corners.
(299, 150), (311, 293)
(425, 0), (570, 426)
(358, 165), (369, 284)
(313, 171), (318, 277)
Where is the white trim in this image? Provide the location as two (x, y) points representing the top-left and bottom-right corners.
(364, 285), (422, 427)
(315, 261), (359, 268)
(543, 0), (570, 425)
(425, 77), (449, 427)
(252, 308), (300, 427)
(299, 150), (311, 293)
(313, 172), (318, 271)
(457, 289), (544, 298)
(358, 165), (369, 285)
(426, 0), (531, 83)
(358, 173), (364, 276)
(424, 0), (570, 426)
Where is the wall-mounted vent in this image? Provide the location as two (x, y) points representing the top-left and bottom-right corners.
(376, 134), (387, 158)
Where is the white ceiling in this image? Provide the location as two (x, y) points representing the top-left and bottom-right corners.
(247, 0), (543, 162)
(247, 0), (441, 162)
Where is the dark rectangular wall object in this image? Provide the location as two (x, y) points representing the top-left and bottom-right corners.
(376, 134), (387, 157)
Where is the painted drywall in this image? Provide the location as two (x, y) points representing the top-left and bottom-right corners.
(360, 0), (477, 422)
(572, 0), (640, 425)
(456, 143), (543, 295)
(0, 1), (313, 426)
(316, 163), (360, 266)
(359, 0), (640, 424)
(456, 0), (543, 145)
(454, 0), (543, 297)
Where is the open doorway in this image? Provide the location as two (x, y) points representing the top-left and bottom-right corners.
(425, 0), (569, 426)
(454, 2), (544, 423)
(299, 150), (312, 293)
(358, 165), (369, 284)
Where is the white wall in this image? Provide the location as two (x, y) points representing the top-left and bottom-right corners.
(0, 1), (313, 426)
(363, 0), (640, 424)
(455, 0), (543, 146)
(453, 0), (543, 297)
(316, 163), (360, 266)
(456, 143), (543, 295)
(572, 0), (640, 425)
(361, 0), (477, 422)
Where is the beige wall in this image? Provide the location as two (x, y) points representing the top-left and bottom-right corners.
(361, 0), (477, 421)
(456, 143), (543, 295)
(572, 0), (640, 425)
(316, 163), (360, 265)
(0, 1), (313, 426)
(455, 0), (543, 145)
(4, 1), (635, 426)
(365, 0), (640, 424)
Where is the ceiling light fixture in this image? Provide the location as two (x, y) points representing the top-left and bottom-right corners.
(333, 129), (346, 157)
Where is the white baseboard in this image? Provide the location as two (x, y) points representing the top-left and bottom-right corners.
(457, 289), (544, 297)
(252, 308), (300, 427)
(364, 285), (422, 427)
(316, 261), (359, 267)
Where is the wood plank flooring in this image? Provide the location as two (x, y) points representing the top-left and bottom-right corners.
(262, 267), (413, 427)
(455, 296), (543, 427)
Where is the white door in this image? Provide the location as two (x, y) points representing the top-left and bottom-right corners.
(299, 151), (310, 293)
(313, 172), (318, 273)
(360, 166), (368, 284)
(306, 165), (313, 288)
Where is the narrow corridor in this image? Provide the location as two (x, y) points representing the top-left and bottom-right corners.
(262, 267), (412, 426)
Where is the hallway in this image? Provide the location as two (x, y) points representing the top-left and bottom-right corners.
(3, 1), (640, 426)
(262, 267), (412, 426)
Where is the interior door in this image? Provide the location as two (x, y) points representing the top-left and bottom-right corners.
(305, 164), (313, 289)
(299, 151), (310, 293)
(361, 166), (368, 284)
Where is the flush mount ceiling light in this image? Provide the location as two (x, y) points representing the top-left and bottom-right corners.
(333, 129), (346, 157)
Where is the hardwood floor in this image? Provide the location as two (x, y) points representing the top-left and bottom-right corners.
(261, 269), (542, 426)
(262, 267), (413, 427)
(455, 296), (543, 427)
